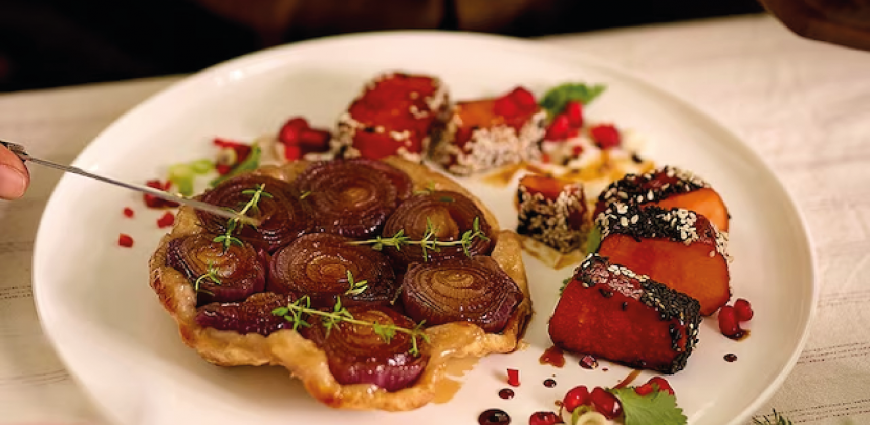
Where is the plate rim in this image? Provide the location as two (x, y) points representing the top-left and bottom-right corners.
(31, 30), (819, 425)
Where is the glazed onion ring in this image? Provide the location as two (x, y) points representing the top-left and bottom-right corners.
(196, 292), (295, 336)
(197, 174), (311, 252)
(166, 234), (266, 304)
(294, 159), (411, 238)
(268, 233), (398, 308)
(401, 256), (522, 333)
(381, 190), (494, 267)
(305, 306), (430, 392)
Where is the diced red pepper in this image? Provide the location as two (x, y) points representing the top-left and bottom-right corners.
(298, 128), (331, 152)
(545, 114), (571, 141)
(493, 95), (519, 118)
(506, 368), (520, 387)
(509, 86), (537, 110)
(565, 101), (584, 128)
(157, 211), (175, 229)
(118, 234), (134, 248)
(143, 179), (178, 209)
(123, 207), (134, 218)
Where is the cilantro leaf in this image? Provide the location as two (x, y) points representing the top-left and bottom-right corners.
(539, 83), (606, 118)
(610, 387), (687, 425)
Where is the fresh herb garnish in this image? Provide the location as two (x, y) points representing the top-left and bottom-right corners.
(608, 387), (687, 425)
(348, 216), (489, 260)
(559, 276), (572, 296)
(343, 270), (368, 296)
(212, 184), (271, 251)
(585, 225), (602, 254)
(272, 296), (430, 356)
(193, 262), (221, 296)
(413, 181), (438, 195)
(539, 83), (606, 119)
(753, 409), (793, 425)
(300, 190), (312, 200)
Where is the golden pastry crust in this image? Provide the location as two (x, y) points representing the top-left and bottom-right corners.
(149, 156), (531, 411)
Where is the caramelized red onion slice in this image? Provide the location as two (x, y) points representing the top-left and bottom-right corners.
(382, 190), (494, 267)
(295, 159), (410, 238)
(401, 256), (522, 333)
(196, 174), (311, 252)
(268, 233), (398, 308)
(305, 306), (429, 391)
(196, 292), (295, 335)
(166, 234), (266, 304)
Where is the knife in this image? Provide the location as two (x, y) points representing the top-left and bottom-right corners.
(1, 140), (259, 226)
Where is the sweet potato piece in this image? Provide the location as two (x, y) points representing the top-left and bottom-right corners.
(548, 254), (701, 374)
(430, 88), (545, 175)
(335, 72), (449, 161)
(595, 204), (731, 316)
(516, 174), (589, 252)
(594, 166), (730, 232)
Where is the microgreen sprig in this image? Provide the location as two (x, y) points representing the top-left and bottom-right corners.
(272, 296), (430, 356)
(213, 184), (272, 251)
(343, 270), (368, 296)
(193, 262), (221, 296)
(348, 216), (489, 261)
(752, 410), (793, 425)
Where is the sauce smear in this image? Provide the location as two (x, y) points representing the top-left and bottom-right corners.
(613, 369), (642, 389)
(539, 345), (566, 368)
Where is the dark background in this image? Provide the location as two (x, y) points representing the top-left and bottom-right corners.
(0, 0), (765, 92)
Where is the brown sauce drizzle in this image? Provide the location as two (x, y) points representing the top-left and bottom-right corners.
(613, 369), (642, 389)
(539, 345), (566, 368)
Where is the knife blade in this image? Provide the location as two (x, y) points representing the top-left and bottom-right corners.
(1, 140), (259, 226)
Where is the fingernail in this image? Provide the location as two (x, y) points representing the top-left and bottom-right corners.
(0, 164), (27, 199)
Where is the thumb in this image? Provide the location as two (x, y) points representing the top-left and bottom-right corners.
(0, 145), (29, 199)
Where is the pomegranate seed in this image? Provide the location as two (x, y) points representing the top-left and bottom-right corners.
(145, 180), (164, 190)
(563, 385), (590, 413)
(278, 117), (309, 145)
(718, 305), (742, 337)
(528, 411), (560, 425)
(123, 207), (134, 218)
(565, 101), (584, 127)
(494, 96), (519, 118)
(571, 145), (584, 157)
(118, 234), (134, 248)
(157, 211), (175, 229)
(545, 115), (571, 141)
(590, 124), (621, 149)
(590, 387), (623, 420)
(509, 86), (537, 110)
(506, 368), (520, 387)
(283, 144), (302, 161)
(734, 298), (754, 321)
(216, 164), (233, 175)
(298, 128), (331, 151)
(647, 377), (674, 395)
(634, 383), (654, 396)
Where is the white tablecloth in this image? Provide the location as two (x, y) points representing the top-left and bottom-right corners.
(2, 14), (869, 424)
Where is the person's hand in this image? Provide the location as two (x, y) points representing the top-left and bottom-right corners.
(0, 144), (29, 199)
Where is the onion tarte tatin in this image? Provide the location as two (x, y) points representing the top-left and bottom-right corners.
(149, 156), (531, 411)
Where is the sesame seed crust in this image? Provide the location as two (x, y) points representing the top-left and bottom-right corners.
(595, 202), (731, 260)
(516, 181), (589, 253)
(430, 109), (546, 176)
(575, 254), (702, 373)
(596, 165), (710, 213)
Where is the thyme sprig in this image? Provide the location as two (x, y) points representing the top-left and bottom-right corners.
(193, 262), (221, 296)
(213, 184), (272, 251)
(272, 296), (430, 357)
(348, 216), (489, 260)
(343, 270), (368, 296)
(752, 409), (793, 425)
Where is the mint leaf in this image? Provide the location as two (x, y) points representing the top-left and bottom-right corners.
(585, 225), (602, 254)
(610, 387), (687, 425)
(539, 83), (606, 118)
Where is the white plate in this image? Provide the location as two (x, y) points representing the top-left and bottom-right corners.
(32, 32), (816, 425)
